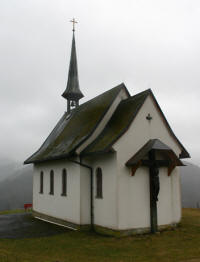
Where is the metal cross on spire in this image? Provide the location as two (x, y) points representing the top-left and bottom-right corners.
(70, 18), (78, 32)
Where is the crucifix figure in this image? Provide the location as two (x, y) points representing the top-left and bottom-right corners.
(70, 18), (78, 32)
(141, 151), (164, 233)
(148, 150), (160, 233)
(151, 165), (160, 202)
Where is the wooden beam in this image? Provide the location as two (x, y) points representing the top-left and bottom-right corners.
(142, 159), (169, 167)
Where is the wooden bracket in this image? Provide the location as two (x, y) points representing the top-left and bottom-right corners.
(131, 161), (142, 176)
(168, 162), (176, 176)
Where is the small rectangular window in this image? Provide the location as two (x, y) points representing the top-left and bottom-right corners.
(61, 169), (67, 196)
(49, 170), (54, 195)
(40, 171), (43, 194)
(96, 167), (103, 198)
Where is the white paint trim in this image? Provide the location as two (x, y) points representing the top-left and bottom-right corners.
(34, 216), (77, 230)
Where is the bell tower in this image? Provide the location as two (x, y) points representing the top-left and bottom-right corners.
(62, 18), (84, 113)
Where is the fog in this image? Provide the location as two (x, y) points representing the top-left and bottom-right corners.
(0, 0), (200, 165)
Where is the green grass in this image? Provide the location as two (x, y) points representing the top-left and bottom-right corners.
(0, 209), (200, 262)
(0, 209), (29, 215)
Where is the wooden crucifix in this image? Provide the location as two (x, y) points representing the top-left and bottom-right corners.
(142, 149), (169, 233)
(142, 150), (169, 233)
(148, 150), (160, 233)
(126, 139), (184, 234)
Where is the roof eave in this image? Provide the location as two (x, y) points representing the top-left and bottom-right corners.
(148, 90), (190, 159)
(24, 152), (75, 165)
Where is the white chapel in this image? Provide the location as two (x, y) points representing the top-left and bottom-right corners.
(24, 23), (190, 236)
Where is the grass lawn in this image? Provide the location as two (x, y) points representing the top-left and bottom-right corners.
(0, 209), (200, 262)
(0, 209), (29, 215)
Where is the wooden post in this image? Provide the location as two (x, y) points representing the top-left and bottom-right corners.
(149, 150), (158, 233)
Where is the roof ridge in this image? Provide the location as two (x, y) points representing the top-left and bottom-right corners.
(76, 82), (129, 110)
(127, 88), (151, 100)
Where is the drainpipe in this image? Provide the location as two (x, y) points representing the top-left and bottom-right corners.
(68, 157), (94, 231)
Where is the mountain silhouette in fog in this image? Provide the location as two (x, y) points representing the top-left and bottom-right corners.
(180, 161), (200, 208)
(0, 159), (33, 211)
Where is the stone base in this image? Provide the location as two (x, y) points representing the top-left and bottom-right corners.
(32, 210), (179, 237)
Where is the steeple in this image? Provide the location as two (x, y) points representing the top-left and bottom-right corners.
(62, 19), (84, 113)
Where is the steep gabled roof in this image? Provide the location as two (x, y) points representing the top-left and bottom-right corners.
(24, 83), (129, 164)
(82, 89), (150, 155)
(82, 89), (190, 159)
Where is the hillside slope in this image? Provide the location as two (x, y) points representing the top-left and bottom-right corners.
(0, 165), (33, 211)
(180, 161), (200, 208)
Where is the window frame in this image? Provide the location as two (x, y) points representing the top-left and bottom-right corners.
(61, 169), (67, 196)
(39, 171), (44, 194)
(96, 167), (103, 199)
(49, 170), (54, 195)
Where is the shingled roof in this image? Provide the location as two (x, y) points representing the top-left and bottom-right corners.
(24, 83), (129, 164)
(25, 84), (190, 164)
(82, 89), (150, 155)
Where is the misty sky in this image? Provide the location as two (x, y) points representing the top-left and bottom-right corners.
(0, 0), (200, 166)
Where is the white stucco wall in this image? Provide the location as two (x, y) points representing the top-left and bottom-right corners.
(171, 167), (182, 223)
(80, 165), (90, 225)
(113, 94), (182, 230)
(90, 153), (118, 230)
(33, 159), (81, 225)
(117, 166), (150, 229)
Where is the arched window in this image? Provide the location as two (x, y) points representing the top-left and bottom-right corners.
(49, 170), (54, 195)
(40, 171), (43, 194)
(61, 169), (67, 196)
(96, 167), (103, 198)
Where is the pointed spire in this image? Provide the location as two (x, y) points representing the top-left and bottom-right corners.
(62, 20), (84, 112)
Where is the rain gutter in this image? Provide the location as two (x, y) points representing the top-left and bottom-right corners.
(68, 158), (94, 231)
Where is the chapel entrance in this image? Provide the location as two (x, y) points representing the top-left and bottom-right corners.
(126, 139), (184, 233)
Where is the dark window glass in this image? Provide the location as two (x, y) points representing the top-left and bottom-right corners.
(61, 169), (67, 196)
(40, 171), (43, 194)
(96, 167), (103, 198)
(49, 170), (54, 195)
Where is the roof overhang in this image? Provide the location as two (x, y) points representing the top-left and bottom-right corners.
(126, 139), (185, 176)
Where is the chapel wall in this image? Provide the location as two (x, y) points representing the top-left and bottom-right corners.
(33, 159), (81, 225)
(90, 153), (118, 230)
(171, 167), (182, 223)
(113, 95), (182, 230)
(157, 167), (173, 225)
(80, 165), (91, 225)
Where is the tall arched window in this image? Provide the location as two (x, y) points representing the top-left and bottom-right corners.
(40, 171), (43, 194)
(61, 169), (67, 196)
(96, 167), (103, 198)
(49, 170), (54, 195)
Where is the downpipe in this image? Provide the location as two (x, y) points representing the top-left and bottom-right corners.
(68, 157), (94, 231)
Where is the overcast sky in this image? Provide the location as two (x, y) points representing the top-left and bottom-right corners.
(0, 0), (200, 166)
